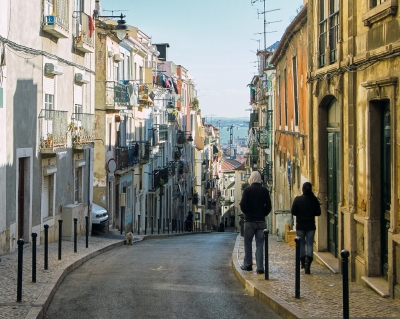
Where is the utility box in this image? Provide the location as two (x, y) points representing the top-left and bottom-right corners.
(275, 210), (292, 242)
(62, 203), (83, 241)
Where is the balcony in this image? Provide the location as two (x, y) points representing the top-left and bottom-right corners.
(266, 110), (273, 131)
(70, 113), (94, 149)
(149, 169), (161, 191)
(139, 142), (150, 165)
(38, 109), (68, 153)
(42, 0), (69, 38)
(74, 12), (95, 53)
(115, 145), (140, 174)
(168, 161), (176, 176)
(167, 113), (176, 123)
(105, 81), (129, 108)
(158, 124), (168, 142)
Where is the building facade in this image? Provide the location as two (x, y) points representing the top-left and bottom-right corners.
(0, 0), (96, 253)
(306, 0), (400, 298)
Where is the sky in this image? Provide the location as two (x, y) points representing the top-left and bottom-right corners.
(100, 0), (304, 118)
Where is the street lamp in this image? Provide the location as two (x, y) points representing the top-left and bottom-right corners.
(114, 14), (128, 40)
(98, 13), (128, 41)
(166, 101), (175, 114)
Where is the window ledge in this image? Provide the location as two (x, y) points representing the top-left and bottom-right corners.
(362, 0), (398, 27)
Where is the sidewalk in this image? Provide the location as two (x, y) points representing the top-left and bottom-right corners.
(232, 233), (400, 319)
(0, 230), (195, 319)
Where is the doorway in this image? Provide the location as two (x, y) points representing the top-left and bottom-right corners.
(326, 98), (340, 257)
(380, 102), (390, 280)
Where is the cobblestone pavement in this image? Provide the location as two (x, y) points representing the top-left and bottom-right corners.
(232, 234), (400, 319)
(2, 231), (400, 319)
(0, 231), (203, 319)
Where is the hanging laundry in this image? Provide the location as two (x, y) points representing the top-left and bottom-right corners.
(172, 79), (178, 94)
(89, 16), (95, 37)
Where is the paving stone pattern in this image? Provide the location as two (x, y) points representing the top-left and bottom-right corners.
(236, 235), (400, 318)
(0, 236), (126, 319)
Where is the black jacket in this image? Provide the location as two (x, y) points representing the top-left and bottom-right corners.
(291, 193), (321, 231)
(240, 183), (272, 222)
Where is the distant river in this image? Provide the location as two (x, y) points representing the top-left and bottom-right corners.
(218, 126), (248, 144)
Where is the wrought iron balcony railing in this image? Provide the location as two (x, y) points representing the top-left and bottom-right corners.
(167, 113), (176, 123)
(74, 12), (95, 53)
(42, 0), (69, 38)
(266, 110), (273, 131)
(158, 124), (168, 142)
(38, 109), (68, 153)
(105, 81), (129, 107)
(70, 113), (94, 148)
(115, 145), (140, 172)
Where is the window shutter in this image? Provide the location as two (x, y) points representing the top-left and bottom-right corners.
(120, 119), (126, 147)
(44, 76), (54, 95)
(42, 175), (49, 218)
(74, 84), (83, 105)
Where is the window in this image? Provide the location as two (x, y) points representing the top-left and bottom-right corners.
(319, 0), (339, 67)
(139, 66), (143, 83)
(74, 104), (82, 121)
(371, 0), (386, 7)
(114, 63), (119, 82)
(42, 174), (54, 219)
(108, 122), (112, 151)
(278, 75), (281, 126)
(127, 56), (131, 80)
(292, 57), (299, 127)
(44, 0), (53, 16)
(284, 69), (288, 127)
(45, 93), (54, 119)
(134, 62), (137, 80)
(74, 167), (82, 203)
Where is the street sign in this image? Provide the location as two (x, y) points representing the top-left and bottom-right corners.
(107, 158), (117, 173)
(108, 173), (115, 182)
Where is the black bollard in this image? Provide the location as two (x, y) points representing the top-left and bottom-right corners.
(32, 233), (37, 283)
(341, 250), (350, 319)
(163, 218), (165, 234)
(263, 229), (269, 280)
(73, 217), (77, 253)
(145, 216), (147, 235)
(17, 238), (24, 302)
(138, 215), (141, 235)
(158, 218), (160, 234)
(58, 219), (63, 260)
(167, 218), (169, 234)
(151, 217), (154, 235)
(294, 236), (301, 299)
(179, 219), (181, 233)
(85, 216), (89, 248)
(44, 224), (49, 270)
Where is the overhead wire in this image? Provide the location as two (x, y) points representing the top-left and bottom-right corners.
(0, 34), (95, 75)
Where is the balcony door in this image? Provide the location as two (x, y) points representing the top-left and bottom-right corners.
(381, 102), (390, 280)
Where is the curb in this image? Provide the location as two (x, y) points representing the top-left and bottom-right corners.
(231, 235), (307, 319)
(25, 240), (125, 319)
(25, 231), (211, 318)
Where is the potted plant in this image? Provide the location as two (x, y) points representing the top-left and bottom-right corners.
(191, 97), (199, 110)
(44, 133), (53, 148)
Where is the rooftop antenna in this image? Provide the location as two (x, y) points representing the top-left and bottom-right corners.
(102, 9), (129, 16)
(251, 0), (281, 50)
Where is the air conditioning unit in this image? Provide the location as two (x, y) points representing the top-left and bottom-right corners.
(44, 63), (64, 76)
(230, 196), (235, 202)
(75, 73), (90, 84)
(114, 54), (121, 62)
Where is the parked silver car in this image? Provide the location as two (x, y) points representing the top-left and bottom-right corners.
(91, 203), (108, 226)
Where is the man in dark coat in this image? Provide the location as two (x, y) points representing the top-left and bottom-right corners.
(291, 182), (321, 274)
(239, 171), (272, 274)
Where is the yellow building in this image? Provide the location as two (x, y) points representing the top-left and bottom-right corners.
(306, 0), (400, 298)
